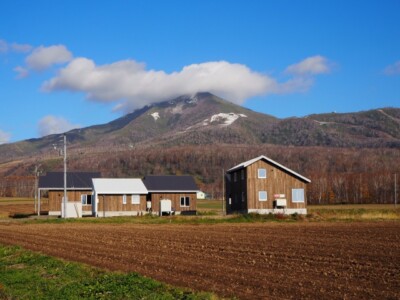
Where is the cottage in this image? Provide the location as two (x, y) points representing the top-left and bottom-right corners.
(225, 155), (311, 215)
(92, 178), (148, 217)
(142, 175), (198, 215)
(38, 171), (100, 216)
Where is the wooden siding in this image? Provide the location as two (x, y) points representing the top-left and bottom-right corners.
(245, 160), (307, 210)
(48, 190), (92, 212)
(226, 160), (308, 213)
(148, 193), (197, 213)
(97, 194), (147, 213)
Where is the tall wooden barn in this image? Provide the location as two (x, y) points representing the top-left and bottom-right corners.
(92, 178), (148, 217)
(225, 155), (311, 215)
(143, 175), (198, 215)
(38, 171), (101, 216)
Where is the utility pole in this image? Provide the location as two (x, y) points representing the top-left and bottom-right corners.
(222, 168), (225, 216)
(63, 134), (67, 218)
(34, 164), (41, 213)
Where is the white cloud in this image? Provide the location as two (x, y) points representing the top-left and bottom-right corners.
(0, 129), (11, 144)
(26, 45), (72, 71)
(11, 42), (33, 53)
(42, 58), (281, 112)
(384, 61), (400, 76)
(38, 115), (80, 137)
(0, 39), (8, 53)
(0, 39), (33, 53)
(285, 55), (331, 75)
(14, 66), (29, 79)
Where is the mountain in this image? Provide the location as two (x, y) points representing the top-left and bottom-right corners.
(1, 92), (400, 163)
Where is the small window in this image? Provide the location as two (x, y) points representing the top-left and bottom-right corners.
(292, 189), (305, 203)
(131, 194), (140, 204)
(81, 194), (92, 205)
(241, 170), (245, 180)
(122, 194), (127, 205)
(258, 168), (267, 178)
(259, 191), (267, 201)
(229, 197), (232, 205)
(180, 196), (190, 207)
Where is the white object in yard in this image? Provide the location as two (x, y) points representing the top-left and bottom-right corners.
(275, 199), (287, 207)
(61, 202), (82, 218)
(197, 191), (206, 199)
(146, 201), (152, 209)
(160, 199), (172, 215)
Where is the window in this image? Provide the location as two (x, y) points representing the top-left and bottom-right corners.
(81, 194), (92, 205)
(292, 189), (305, 203)
(241, 169), (245, 180)
(234, 172), (237, 182)
(122, 194), (127, 205)
(258, 168), (267, 178)
(259, 191), (267, 201)
(131, 194), (140, 204)
(180, 196), (190, 207)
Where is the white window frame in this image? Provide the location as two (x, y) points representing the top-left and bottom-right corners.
(81, 194), (91, 205)
(131, 194), (140, 205)
(122, 194), (127, 205)
(258, 168), (267, 178)
(180, 196), (190, 207)
(259, 191), (267, 201)
(292, 188), (305, 203)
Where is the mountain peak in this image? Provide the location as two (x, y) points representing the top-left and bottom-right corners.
(0, 93), (399, 162)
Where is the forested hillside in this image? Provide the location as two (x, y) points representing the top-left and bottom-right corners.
(0, 93), (399, 204)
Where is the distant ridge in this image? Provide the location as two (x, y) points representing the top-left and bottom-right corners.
(1, 92), (399, 162)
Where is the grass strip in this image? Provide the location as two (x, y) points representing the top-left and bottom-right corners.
(0, 244), (217, 300)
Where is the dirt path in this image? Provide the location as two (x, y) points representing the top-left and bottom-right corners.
(0, 222), (399, 299)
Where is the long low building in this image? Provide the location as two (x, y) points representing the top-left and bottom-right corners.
(38, 172), (198, 217)
(92, 178), (148, 217)
(38, 171), (101, 217)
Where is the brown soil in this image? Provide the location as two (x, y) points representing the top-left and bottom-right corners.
(0, 222), (399, 299)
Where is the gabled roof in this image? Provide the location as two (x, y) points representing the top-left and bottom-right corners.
(92, 178), (148, 194)
(227, 155), (311, 183)
(142, 175), (198, 192)
(39, 172), (101, 189)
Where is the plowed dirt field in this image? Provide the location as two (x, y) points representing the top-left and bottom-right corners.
(0, 222), (399, 299)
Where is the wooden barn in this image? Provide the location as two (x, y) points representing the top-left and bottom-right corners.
(92, 178), (148, 217)
(225, 155), (311, 215)
(142, 175), (198, 215)
(38, 172), (101, 216)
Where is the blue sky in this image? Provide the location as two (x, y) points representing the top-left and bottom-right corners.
(0, 0), (399, 143)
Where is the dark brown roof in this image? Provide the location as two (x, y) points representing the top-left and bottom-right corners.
(38, 172), (101, 189)
(142, 175), (198, 192)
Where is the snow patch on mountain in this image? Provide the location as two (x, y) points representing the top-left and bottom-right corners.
(170, 103), (184, 114)
(203, 113), (247, 126)
(150, 112), (160, 121)
(186, 94), (198, 104)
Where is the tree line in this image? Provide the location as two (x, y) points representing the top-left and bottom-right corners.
(1, 145), (399, 204)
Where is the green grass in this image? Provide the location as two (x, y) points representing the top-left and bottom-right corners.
(0, 197), (33, 205)
(0, 244), (217, 300)
(308, 205), (400, 221)
(197, 200), (224, 211)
